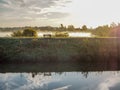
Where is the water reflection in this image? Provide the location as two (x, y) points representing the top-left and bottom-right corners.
(0, 72), (53, 90)
(0, 61), (120, 90)
(0, 71), (120, 90)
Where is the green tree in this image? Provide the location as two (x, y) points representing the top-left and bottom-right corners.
(11, 30), (22, 37)
(22, 28), (38, 37)
(110, 22), (117, 28)
(11, 28), (38, 37)
(82, 25), (88, 31)
(93, 25), (110, 37)
(59, 24), (66, 31)
(68, 25), (75, 31)
(60, 24), (64, 28)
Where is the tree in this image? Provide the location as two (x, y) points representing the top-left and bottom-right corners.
(11, 30), (22, 37)
(11, 28), (38, 37)
(59, 24), (66, 31)
(68, 25), (75, 31)
(22, 28), (38, 37)
(93, 25), (110, 37)
(82, 25), (88, 31)
(110, 22), (117, 28)
(60, 24), (64, 28)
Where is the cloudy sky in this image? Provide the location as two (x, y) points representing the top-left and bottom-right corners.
(0, 0), (120, 27)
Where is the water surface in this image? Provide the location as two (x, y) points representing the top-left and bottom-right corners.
(0, 71), (120, 90)
(0, 62), (120, 90)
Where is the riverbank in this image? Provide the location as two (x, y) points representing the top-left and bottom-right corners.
(0, 37), (120, 63)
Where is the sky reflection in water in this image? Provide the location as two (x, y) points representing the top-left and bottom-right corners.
(0, 71), (120, 90)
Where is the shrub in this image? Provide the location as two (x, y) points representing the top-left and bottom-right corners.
(11, 30), (23, 37)
(12, 28), (38, 37)
(22, 28), (38, 37)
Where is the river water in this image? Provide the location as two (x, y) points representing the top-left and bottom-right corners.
(0, 71), (120, 90)
(0, 62), (120, 90)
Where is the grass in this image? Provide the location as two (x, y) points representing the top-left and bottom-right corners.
(0, 37), (120, 63)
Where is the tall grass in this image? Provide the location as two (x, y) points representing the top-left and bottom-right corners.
(0, 37), (119, 63)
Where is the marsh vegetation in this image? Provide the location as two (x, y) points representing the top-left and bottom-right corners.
(0, 37), (120, 64)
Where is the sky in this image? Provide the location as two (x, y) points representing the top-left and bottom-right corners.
(0, 0), (120, 28)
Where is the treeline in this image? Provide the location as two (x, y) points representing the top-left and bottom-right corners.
(0, 26), (57, 32)
(58, 23), (120, 37)
(1, 22), (120, 37)
(91, 23), (120, 37)
(0, 24), (110, 32)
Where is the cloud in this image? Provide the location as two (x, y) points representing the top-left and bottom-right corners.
(53, 85), (72, 90)
(96, 75), (120, 90)
(0, 73), (61, 90)
(0, 0), (71, 26)
(0, 0), (72, 11)
(37, 12), (69, 19)
(12, 0), (25, 7)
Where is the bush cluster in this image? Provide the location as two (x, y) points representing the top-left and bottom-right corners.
(12, 28), (38, 37)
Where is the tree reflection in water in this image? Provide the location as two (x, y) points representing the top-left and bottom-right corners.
(0, 57), (120, 78)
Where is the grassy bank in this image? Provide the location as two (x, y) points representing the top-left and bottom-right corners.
(0, 37), (120, 63)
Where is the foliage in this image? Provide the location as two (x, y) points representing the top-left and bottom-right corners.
(11, 28), (38, 37)
(59, 24), (66, 31)
(3, 22), (120, 37)
(110, 25), (120, 37)
(82, 25), (88, 31)
(22, 28), (38, 37)
(68, 25), (75, 31)
(55, 32), (69, 37)
(92, 25), (111, 37)
(11, 30), (23, 37)
(0, 38), (119, 63)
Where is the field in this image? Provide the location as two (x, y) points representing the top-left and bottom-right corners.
(0, 37), (120, 63)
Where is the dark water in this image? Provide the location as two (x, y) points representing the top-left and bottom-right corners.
(0, 62), (120, 90)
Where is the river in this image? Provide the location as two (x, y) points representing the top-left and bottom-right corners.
(0, 62), (120, 90)
(0, 71), (120, 90)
